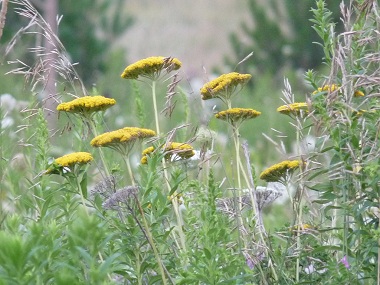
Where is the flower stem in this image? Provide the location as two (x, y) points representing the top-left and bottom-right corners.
(151, 79), (187, 258)
(231, 126), (247, 251)
(151, 80), (160, 135)
(242, 142), (278, 282)
(123, 155), (135, 185)
(135, 198), (169, 285)
(88, 118), (111, 178)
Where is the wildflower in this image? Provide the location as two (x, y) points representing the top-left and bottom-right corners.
(340, 255), (350, 269)
(47, 152), (93, 174)
(259, 160), (303, 182)
(313, 84), (364, 98)
(215, 108), (261, 126)
(312, 84), (340, 95)
(91, 127), (156, 155)
(141, 142), (195, 164)
(289, 224), (315, 235)
(200, 72), (251, 104)
(277, 102), (308, 116)
(121, 56), (182, 80)
(57, 96), (116, 116)
(354, 90), (365, 97)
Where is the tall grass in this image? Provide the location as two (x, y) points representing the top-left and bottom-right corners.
(0, 0), (379, 284)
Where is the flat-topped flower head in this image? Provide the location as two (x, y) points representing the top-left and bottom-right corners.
(57, 96), (116, 117)
(200, 72), (251, 105)
(141, 142), (195, 164)
(277, 103), (308, 116)
(121, 56), (182, 80)
(47, 152), (93, 174)
(259, 160), (303, 182)
(215, 108), (261, 127)
(91, 127), (156, 156)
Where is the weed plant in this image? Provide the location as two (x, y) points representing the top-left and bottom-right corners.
(0, 0), (379, 284)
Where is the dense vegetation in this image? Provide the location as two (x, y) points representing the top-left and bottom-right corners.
(0, 0), (379, 284)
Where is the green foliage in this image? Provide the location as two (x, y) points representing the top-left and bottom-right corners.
(1, 0), (380, 284)
(2, 0), (133, 87)
(58, 0), (134, 85)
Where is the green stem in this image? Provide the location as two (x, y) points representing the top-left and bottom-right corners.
(151, 79), (187, 257)
(136, 199), (169, 285)
(232, 126), (245, 249)
(241, 142), (278, 282)
(88, 118), (111, 178)
(151, 80), (160, 135)
(123, 156), (135, 185)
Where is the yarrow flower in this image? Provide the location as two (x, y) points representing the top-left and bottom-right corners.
(141, 142), (195, 164)
(259, 160), (303, 182)
(57, 96), (116, 117)
(215, 108), (261, 126)
(91, 127), (156, 155)
(277, 102), (308, 116)
(200, 72), (251, 104)
(312, 84), (340, 95)
(121, 56), (182, 80)
(47, 152), (93, 174)
(312, 84), (364, 98)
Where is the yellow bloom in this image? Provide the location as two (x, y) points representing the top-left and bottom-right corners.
(47, 152), (93, 174)
(289, 224), (315, 234)
(140, 146), (155, 164)
(57, 96), (116, 115)
(277, 102), (308, 116)
(259, 160), (303, 182)
(91, 127), (156, 155)
(121, 56), (182, 80)
(312, 84), (340, 95)
(141, 142), (195, 164)
(354, 90), (365, 97)
(165, 142), (195, 159)
(215, 108), (261, 126)
(55, 152), (93, 167)
(200, 72), (251, 102)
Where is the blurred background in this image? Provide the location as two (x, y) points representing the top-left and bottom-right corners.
(0, 0), (345, 231)
(0, 0), (342, 177)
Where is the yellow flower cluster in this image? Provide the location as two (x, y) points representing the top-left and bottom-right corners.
(313, 84), (364, 97)
(259, 160), (302, 182)
(47, 152), (93, 174)
(57, 96), (116, 114)
(141, 142), (195, 164)
(91, 127), (156, 149)
(289, 224), (315, 234)
(215, 108), (261, 124)
(277, 103), (308, 116)
(200, 72), (251, 101)
(121, 56), (182, 80)
(312, 84), (340, 95)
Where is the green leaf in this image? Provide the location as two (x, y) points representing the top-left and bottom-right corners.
(80, 173), (88, 199)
